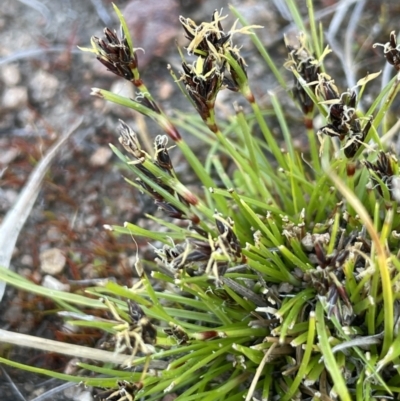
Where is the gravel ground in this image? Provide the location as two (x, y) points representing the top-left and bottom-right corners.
(0, 0), (399, 399)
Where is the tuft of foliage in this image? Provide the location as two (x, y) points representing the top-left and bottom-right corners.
(1, 2), (400, 400)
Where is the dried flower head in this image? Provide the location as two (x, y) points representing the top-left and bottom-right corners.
(318, 92), (353, 140)
(154, 135), (173, 172)
(127, 300), (157, 346)
(179, 10), (231, 57)
(316, 74), (372, 157)
(307, 237), (355, 325)
(91, 27), (138, 81)
(285, 34), (321, 114)
(96, 379), (142, 401)
(179, 10), (261, 124)
(373, 30), (400, 71)
(364, 152), (398, 199)
(181, 55), (225, 122)
(118, 122), (197, 221)
(215, 214), (242, 259)
(118, 120), (146, 161)
(155, 214), (242, 279)
(99, 300), (155, 359)
(179, 10), (260, 57)
(155, 236), (212, 277)
(342, 117), (373, 158)
(164, 325), (189, 345)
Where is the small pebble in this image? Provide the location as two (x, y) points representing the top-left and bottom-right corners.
(64, 358), (80, 375)
(0, 64), (21, 86)
(64, 385), (94, 401)
(105, 80), (134, 115)
(77, 391), (94, 401)
(3, 303), (23, 325)
(89, 146), (113, 167)
(40, 248), (66, 275)
(0, 188), (18, 208)
(42, 275), (70, 291)
(2, 86), (28, 109)
(30, 70), (59, 102)
(278, 282), (293, 293)
(20, 254), (33, 267)
(0, 147), (19, 165)
(84, 214), (98, 226)
(158, 80), (174, 100)
(46, 226), (63, 242)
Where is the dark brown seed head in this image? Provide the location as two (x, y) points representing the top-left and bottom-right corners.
(92, 27), (138, 80)
(286, 41), (320, 114)
(364, 151), (397, 197)
(154, 135), (173, 172)
(374, 31), (400, 71)
(118, 120), (146, 160)
(181, 56), (224, 121)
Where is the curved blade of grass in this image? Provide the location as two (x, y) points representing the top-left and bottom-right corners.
(306, 0), (322, 57)
(315, 302), (352, 401)
(326, 168), (393, 356)
(269, 90), (295, 160)
(0, 357), (122, 387)
(112, 3), (134, 55)
(0, 329), (167, 368)
(282, 311), (316, 401)
(0, 117), (82, 302)
(0, 265), (105, 308)
(285, 0), (307, 33)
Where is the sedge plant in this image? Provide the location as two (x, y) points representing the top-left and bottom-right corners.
(1, 2), (400, 400)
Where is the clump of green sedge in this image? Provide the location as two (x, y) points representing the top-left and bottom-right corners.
(1, 2), (400, 401)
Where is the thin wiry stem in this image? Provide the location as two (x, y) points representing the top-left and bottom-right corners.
(29, 382), (77, 401)
(0, 365), (26, 401)
(244, 343), (278, 401)
(0, 329), (167, 369)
